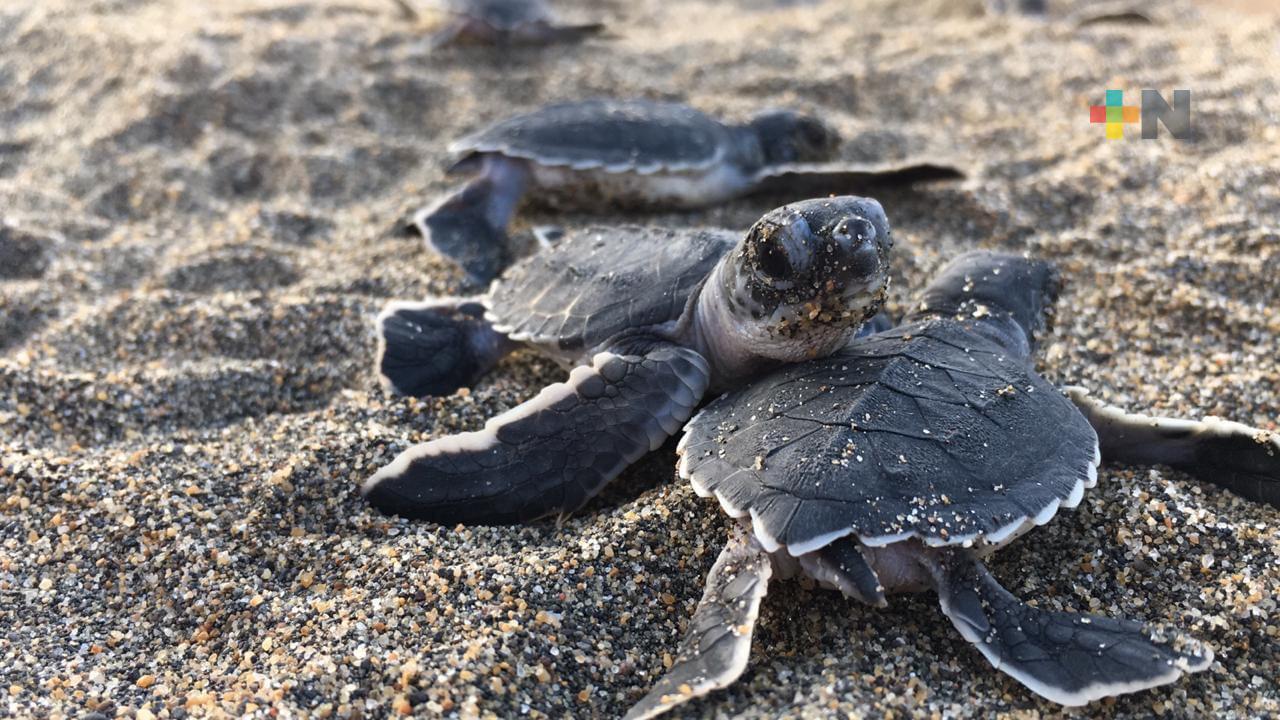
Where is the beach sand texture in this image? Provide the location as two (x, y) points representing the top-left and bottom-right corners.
(1, 0), (1278, 717)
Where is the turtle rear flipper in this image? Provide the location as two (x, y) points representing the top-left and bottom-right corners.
(364, 337), (711, 524)
(749, 161), (965, 200)
(412, 156), (529, 284)
(1066, 387), (1280, 508)
(377, 299), (514, 397)
(930, 551), (1212, 706)
(798, 536), (886, 606)
(625, 527), (772, 720)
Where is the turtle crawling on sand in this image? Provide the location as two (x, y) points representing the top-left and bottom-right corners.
(393, 0), (604, 48)
(365, 196), (895, 524)
(413, 98), (961, 282)
(625, 251), (1280, 718)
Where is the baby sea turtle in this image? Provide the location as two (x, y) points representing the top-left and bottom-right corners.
(628, 250), (1279, 718)
(365, 196), (895, 523)
(413, 98), (960, 282)
(392, 0), (604, 47)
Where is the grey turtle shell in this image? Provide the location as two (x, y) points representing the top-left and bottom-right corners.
(487, 225), (737, 354)
(678, 317), (1101, 555)
(436, 0), (550, 29)
(450, 100), (738, 175)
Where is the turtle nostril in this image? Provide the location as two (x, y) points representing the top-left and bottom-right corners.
(832, 216), (878, 249)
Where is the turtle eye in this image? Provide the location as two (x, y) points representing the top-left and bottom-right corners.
(743, 212), (812, 283)
(754, 235), (793, 279)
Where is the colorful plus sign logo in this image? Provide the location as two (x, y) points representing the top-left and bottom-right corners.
(1090, 89), (1140, 139)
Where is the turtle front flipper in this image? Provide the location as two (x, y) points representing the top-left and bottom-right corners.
(928, 550), (1212, 706)
(377, 299), (515, 397)
(363, 337), (711, 524)
(412, 155), (529, 284)
(625, 526), (772, 720)
(1066, 386), (1280, 508)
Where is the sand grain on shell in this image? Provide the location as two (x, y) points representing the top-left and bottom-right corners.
(1, 0), (1278, 718)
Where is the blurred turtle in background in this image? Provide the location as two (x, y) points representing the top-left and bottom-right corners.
(986, 0), (1047, 15)
(392, 0), (605, 48)
(410, 98), (960, 282)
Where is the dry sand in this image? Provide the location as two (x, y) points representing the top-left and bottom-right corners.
(1, 0), (1278, 717)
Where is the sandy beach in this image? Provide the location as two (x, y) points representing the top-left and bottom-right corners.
(1, 0), (1278, 717)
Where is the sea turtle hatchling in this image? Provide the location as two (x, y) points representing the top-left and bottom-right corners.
(413, 98), (961, 282)
(392, 0), (605, 48)
(625, 250), (1280, 718)
(364, 196), (895, 524)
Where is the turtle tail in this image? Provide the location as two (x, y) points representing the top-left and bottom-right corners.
(410, 156), (529, 284)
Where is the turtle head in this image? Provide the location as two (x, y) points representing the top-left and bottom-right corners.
(717, 196), (892, 362)
(748, 109), (841, 165)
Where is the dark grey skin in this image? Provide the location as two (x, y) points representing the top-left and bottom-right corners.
(364, 197), (894, 525)
(413, 99), (960, 283)
(392, 0), (604, 48)
(628, 251), (1279, 718)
